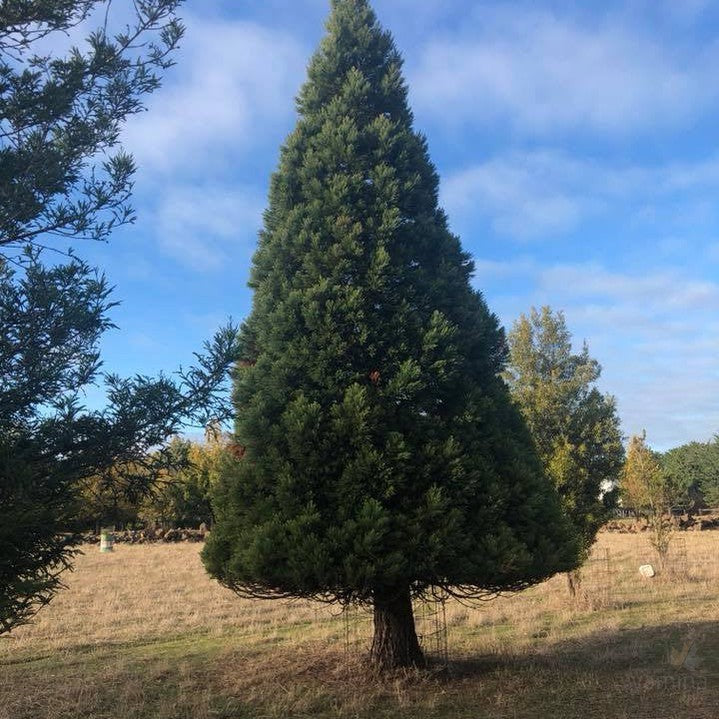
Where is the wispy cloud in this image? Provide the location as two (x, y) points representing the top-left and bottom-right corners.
(410, 8), (718, 135)
(539, 264), (719, 313)
(118, 15), (305, 272)
(442, 150), (719, 241)
(442, 152), (590, 239)
(154, 185), (264, 270)
(123, 16), (307, 176)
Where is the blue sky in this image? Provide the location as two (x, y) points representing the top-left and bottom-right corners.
(76, 0), (719, 451)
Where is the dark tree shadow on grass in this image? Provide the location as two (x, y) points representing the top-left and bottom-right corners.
(2, 619), (718, 719)
(438, 619), (719, 719)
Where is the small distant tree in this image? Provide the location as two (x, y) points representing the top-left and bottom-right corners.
(203, 0), (578, 670)
(621, 433), (674, 566)
(505, 307), (624, 596)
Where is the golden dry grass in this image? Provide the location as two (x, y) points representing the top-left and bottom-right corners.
(1, 532), (718, 719)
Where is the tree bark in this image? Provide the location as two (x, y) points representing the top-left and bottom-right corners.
(370, 587), (425, 670)
(566, 570), (582, 598)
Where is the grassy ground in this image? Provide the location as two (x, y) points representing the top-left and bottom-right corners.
(1, 533), (717, 718)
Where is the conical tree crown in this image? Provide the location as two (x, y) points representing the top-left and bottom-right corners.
(203, 0), (578, 604)
(298, 0), (411, 123)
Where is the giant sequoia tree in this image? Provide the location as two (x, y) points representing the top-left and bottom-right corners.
(203, 0), (578, 669)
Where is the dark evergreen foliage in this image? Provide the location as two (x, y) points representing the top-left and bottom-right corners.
(0, 1), (241, 634)
(0, 252), (239, 634)
(203, 0), (578, 668)
(0, 0), (183, 251)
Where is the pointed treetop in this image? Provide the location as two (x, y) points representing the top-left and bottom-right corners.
(331, 0), (373, 12)
(327, 0), (380, 41)
(297, 0), (410, 123)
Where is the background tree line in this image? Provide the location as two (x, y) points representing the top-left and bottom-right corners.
(76, 433), (230, 531)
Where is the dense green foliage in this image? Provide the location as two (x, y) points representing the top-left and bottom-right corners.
(505, 307), (625, 561)
(0, 255), (109, 632)
(661, 437), (719, 510)
(0, 1), (239, 634)
(204, 0), (578, 616)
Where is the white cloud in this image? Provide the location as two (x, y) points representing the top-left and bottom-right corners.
(123, 16), (307, 175)
(154, 185), (264, 270)
(478, 259), (719, 450)
(539, 264), (719, 312)
(442, 150), (719, 240)
(116, 15), (305, 272)
(442, 152), (591, 238)
(410, 8), (717, 135)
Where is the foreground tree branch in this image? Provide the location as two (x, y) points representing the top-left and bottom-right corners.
(0, 251), (239, 633)
(0, 0), (184, 253)
(0, 1), (245, 635)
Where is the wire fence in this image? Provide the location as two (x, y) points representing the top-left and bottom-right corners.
(548, 533), (718, 615)
(336, 532), (718, 664)
(341, 597), (450, 665)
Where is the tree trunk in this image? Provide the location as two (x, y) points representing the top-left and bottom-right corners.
(370, 587), (425, 670)
(566, 570), (582, 598)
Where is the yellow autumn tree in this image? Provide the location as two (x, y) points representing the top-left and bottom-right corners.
(139, 434), (229, 528)
(621, 433), (675, 567)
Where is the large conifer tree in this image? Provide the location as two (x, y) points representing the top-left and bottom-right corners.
(203, 0), (578, 669)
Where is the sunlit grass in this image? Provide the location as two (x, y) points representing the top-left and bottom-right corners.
(1, 532), (717, 718)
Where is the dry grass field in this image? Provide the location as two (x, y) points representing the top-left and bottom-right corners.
(1, 533), (717, 719)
